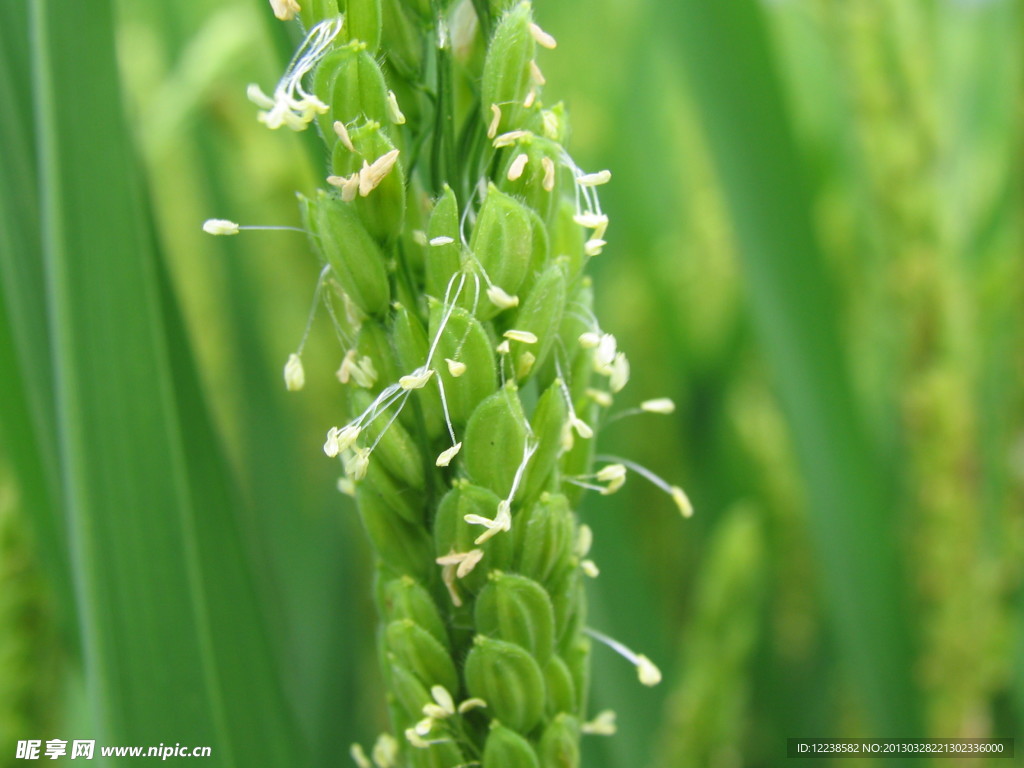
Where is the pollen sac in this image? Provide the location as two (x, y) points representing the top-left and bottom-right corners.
(470, 184), (533, 320)
(381, 576), (450, 651)
(429, 303), (498, 425)
(338, 0), (382, 52)
(475, 572), (556, 664)
(515, 494), (575, 586)
(482, 723), (541, 768)
(462, 385), (529, 499)
(539, 714), (581, 768)
(508, 262), (566, 380)
(434, 484), (515, 594)
(425, 186), (463, 300)
(385, 618), (460, 694)
(332, 121), (406, 241)
(350, 389), (426, 490)
(356, 480), (434, 581)
(542, 656), (578, 718)
(465, 636), (546, 734)
(304, 192), (391, 317)
(482, 2), (538, 135)
(313, 43), (389, 135)
(519, 383), (567, 504)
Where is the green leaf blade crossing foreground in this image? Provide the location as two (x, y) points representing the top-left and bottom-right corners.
(27, 0), (305, 763)
(208, 1), (691, 765)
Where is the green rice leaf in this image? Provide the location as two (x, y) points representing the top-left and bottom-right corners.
(668, 0), (922, 738)
(26, 0), (305, 760)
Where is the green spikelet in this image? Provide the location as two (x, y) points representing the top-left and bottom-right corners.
(214, 3), (690, 764)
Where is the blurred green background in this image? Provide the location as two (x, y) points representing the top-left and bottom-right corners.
(2, 0), (1022, 765)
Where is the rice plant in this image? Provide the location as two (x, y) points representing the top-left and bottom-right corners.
(202, 2), (691, 764)
(2, 0), (1021, 766)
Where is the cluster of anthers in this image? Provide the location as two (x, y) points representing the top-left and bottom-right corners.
(307, 153), (690, 525)
(204, 7), (695, 757)
(404, 685), (487, 750)
(246, 14), (342, 130)
(349, 687), (617, 762)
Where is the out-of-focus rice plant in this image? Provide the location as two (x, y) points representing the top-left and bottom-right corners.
(0, 0), (1020, 766)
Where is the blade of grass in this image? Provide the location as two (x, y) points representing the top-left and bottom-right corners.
(0, 0), (72, 622)
(124, 0), (375, 755)
(0, 283), (55, 605)
(667, 0), (921, 739)
(937, 0), (1024, 728)
(28, 0), (305, 760)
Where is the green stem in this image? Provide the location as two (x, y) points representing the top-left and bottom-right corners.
(471, 0), (492, 40)
(456, 95), (485, 204)
(436, 44), (458, 189)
